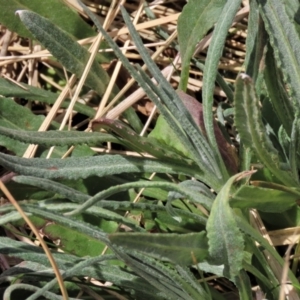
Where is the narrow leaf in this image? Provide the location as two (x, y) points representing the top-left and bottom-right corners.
(16, 10), (113, 98)
(206, 172), (253, 280)
(231, 185), (298, 212)
(202, 0), (242, 178)
(257, 0), (300, 110)
(109, 232), (208, 266)
(0, 126), (120, 147)
(0, 152), (204, 181)
(0, 78), (96, 118)
(0, 0), (95, 39)
(234, 74), (297, 186)
(178, 0), (226, 90)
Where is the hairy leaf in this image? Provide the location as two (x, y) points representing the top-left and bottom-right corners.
(16, 10), (113, 99)
(206, 172), (252, 280)
(0, 126), (120, 147)
(0, 152), (204, 180)
(234, 74), (297, 186)
(257, 0), (300, 110)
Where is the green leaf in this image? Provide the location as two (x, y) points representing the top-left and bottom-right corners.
(206, 172), (251, 280)
(77, 2), (225, 190)
(0, 0), (95, 39)
(264, 45), (294, 136)
(93, 118), (196, 166)
(244, 0), (261, 80)
(234, 74), (297, 186)
(0, 78), (96, 118)
(0, 152), (204, 181)
(109, 232), (208, 266)
(16, 10), (114, 99)
(257, 0), (300, 110)
(0, 98), (94, 158)
(235, 215), (300, 290)
(0, 238), (160, 298)
(0, 97), (44, 156)
(43, 222), (114, 256)
(231, 185), (298, 212)
(178, 0), (226, 90)
(0, 126), (121, 147)
(202, 0), (242, 178)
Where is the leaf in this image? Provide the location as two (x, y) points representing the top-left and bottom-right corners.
(0, 0), (95, 39)
(0, 98), (94, 158)
(15, 10), (114, 99)
(0, 126), (121, 147)
(77, 2), (225, 190)
(0, 97), (44, 156)
(234, 74), (297, 186)
(177, 0), (226, 90)
(235, 214), (300, 290)
(0, 239), (160, 298)
(257, 0), (300, 110)
(206, 171), (253, 280)
(0, 152), (204, 181)
(202, 0), (242, 178)
(264, 44), (294, 136)
(231, 185), (298, 212)
(109, 232), (208, 266)
(43, 222), (114, 257)
(93, 118), (197, 166)
(0, 78), (96, 118)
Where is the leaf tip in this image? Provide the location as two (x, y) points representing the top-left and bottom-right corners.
(15, 10), (25, 17)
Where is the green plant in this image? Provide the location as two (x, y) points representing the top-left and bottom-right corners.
(1, 0), (300, 299)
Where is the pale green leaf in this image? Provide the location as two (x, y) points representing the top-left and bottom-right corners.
(109, 232), (208, 266)
(206, 172), (250, 280)
(234, 74), (297, 186)
(202, 0), (242, 179)
(0, 0), (95, 39)
(178, 0), (226, 90)
(257, 0), (300, 110)
(16, 10), (113, 98)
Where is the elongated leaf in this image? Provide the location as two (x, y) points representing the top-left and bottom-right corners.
(257, 0), (300, 110)
(178, 0), (226, 90)
(234, 74), (297, 186)
(64, 180), (212, 216)
(113, 249), (193, 300)
(235, 270), (253, 300)
(109, 232), (208, 266)
(235, 215), (300, 290)
(206, 172), (252, 280)
(202, 0), (242, 179)
(231, 185), (298, 212)
(93, 118), (196, 166)
(0, 98), (94, 158)
(0, 238), (159, 297)
(0, 126), (120, 147)
(0, 0), (95, 39)
(16, 10), (113, 99)
(0, 152), (203, 181)
(0, 78), (96, 118)
(0, 97), (43, 156)
(264, 45), (294, 136)
(77, 2), (225, 190)
(244, 0), (260, 80)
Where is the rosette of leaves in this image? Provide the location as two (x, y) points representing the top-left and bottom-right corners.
(0, 1), (300, 300)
